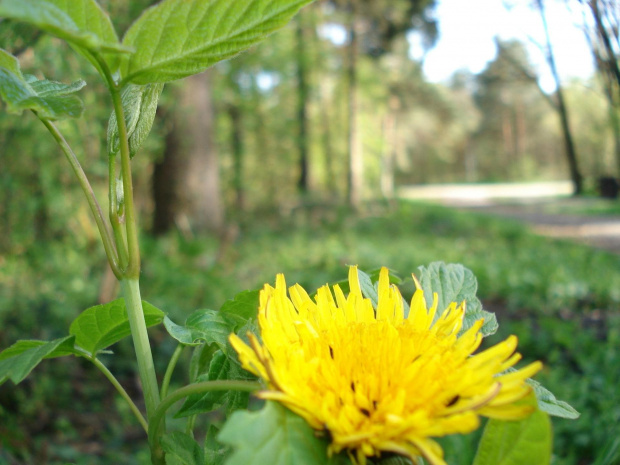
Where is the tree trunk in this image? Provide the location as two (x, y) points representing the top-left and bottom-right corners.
(181, 70), (224, 232)
(346, 0), (363, 208)
(537, 0), (583, 195)
(381, 95), (398, 199)
(227, 102), (245, 213)
(151, 70), (224, 234)
(319, 79), (337, 197)
(152, 107), (181, 235)
(590, 0), (620, 91)
(296, 12), (310, 194)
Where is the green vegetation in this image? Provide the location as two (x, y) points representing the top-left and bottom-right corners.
(1, 201), (618, 464)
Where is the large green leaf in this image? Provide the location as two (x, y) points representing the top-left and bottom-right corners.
(120, 0), (314, 85)
(0, 49), (86, 119)
(417, 262), (498, 336)
(0, 0), (128, 56)
(164, 309), (231, 349)
(107, 82), (164, 157)
(177, 344), (256, 418)
(472, 397), (552, 465)
(0, 336), (77, 385)
(161, 431), (205, 465)
(69, 298), (165, 356)
(218, 401), (345, 465)
(219, 290), (259, 330)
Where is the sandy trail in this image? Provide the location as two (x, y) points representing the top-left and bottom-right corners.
(398, 182), (620, 254)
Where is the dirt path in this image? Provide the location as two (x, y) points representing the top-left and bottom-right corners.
(398, 182), (620, 254)
(459, 200), (620, 254)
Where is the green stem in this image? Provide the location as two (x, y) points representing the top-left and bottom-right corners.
(185, 414), (197, 437)
(148, 380), (262, 441)
(160, 344), (185, 399)
(93, 55), (163, 464)
(88, 356), (148, 433)
(121, 278), (165, 464)
(94, 53), (139, 277)
(40, 118), (121, 278)
(120, 279), (161, 415)
(109, 155), (129, 270)
(110, 85), (141, 278)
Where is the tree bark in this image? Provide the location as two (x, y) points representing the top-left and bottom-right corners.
(151, 70), (224, 234)
(181, 70), (224, 232)
(227, 102), (245, 213)
(152, 107), (181, 235)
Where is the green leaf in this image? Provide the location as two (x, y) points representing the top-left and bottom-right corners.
(218, 401), (340, 465)
(358, 269), (380, 309)
(176, 347), (255, 418)
(526, 377), (580, 419)
(120, 0), (314, 85)
(189, 342), (219, 383)
(472, 397), (552, 465)
(107, 82), (164, 157)
(25, 74), (86, 96)
(164, 309), (231, 349)
(69, 298), (165, 356)
(0, 336), (77, 385)
(161, 431), (205, 465)
(205, 424), (229, 465)
(0, 0), (129, 57)
(417, 262), (498, 336)
(176, 351), (229, 418)
(219, 290), (259, 330)
(0, 49), (86, 119)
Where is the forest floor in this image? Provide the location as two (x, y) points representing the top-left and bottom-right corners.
(399, 181), (620, 254)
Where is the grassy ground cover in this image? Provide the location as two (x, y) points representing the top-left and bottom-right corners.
(0, 201), (618, 464)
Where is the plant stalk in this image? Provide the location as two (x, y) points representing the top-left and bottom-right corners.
(95, 54), (164, 464)
(160, 344), (185, 400)
(40, 118), (121, 278)
(109, 154), (129, 270)
(121, 278), (165, 465)
(89, 356), (148, 432)
(110, 85), (141, 278)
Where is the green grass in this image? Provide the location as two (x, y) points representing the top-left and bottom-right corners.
(1, 200), (619, 464)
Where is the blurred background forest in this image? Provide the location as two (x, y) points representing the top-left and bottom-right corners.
(1, 0), (620, 464)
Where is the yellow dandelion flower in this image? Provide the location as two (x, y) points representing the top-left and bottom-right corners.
(230, 266), (542, 465)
